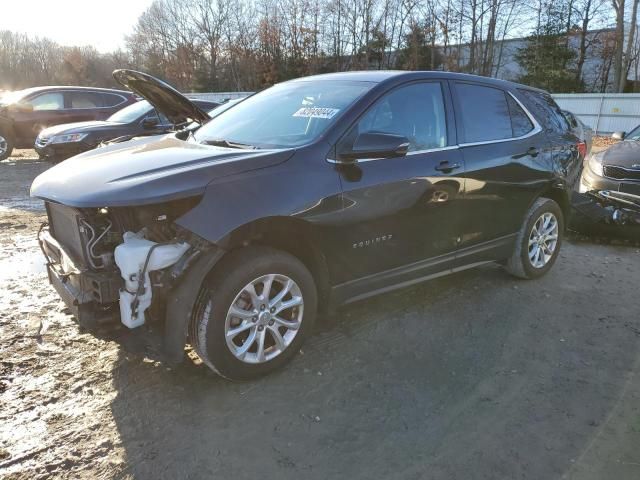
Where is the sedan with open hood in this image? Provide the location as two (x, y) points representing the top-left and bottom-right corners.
(35, 71), (219, 160)
(32, 70), (581, 380)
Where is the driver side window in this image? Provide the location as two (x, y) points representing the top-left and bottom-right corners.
(29, 92), (65, 111)
(352, 82), (447, 152)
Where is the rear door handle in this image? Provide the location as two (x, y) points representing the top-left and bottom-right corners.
(435, 161), (461, 173)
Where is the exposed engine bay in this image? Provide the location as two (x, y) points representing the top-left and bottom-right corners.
(38, 197), (206, 329)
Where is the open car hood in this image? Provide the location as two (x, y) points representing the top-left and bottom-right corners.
(113, 69), (210, 125)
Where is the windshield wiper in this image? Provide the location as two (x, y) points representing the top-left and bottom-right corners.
(202, 138), (257, 149)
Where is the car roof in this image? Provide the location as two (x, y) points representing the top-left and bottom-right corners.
(11, 86), (134, 99)
(290, 70), (547, 93)
(190, 99), (220, 108)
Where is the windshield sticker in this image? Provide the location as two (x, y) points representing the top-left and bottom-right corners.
(293, 107), (340, 119)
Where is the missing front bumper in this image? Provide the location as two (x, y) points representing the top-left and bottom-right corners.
(47, 262), (120, 328)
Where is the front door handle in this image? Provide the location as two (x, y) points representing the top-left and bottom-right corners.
(435, 161), (461, 173)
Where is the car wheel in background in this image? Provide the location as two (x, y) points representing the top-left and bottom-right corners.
(190, 247), (317, 380)
(0, 131), (14, 160)
(505, 197), (564, 279)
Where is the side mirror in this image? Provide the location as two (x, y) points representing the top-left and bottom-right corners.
(338, 132), (410, 163)
(142, 117), (159, 129)
(612, 131), (625, 140)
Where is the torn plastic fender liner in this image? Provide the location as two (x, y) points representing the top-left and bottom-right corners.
(164, 246), (226, 364)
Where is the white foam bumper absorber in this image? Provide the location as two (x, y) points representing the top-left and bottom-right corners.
(114, 231), (190, 329)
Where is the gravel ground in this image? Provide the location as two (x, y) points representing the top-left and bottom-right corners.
(1, 150), (640, 480)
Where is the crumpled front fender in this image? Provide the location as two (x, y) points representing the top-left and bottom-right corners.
(164, 247), (226, 364)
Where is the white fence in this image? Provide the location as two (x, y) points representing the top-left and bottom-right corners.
(552, 93), (640, 135)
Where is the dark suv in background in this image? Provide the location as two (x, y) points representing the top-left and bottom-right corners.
(0, 86), (136, 159)
(32, 70), (582, 380)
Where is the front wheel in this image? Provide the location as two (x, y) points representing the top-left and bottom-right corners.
(191, 247), (317, 380)
(505, 197), (564, 279)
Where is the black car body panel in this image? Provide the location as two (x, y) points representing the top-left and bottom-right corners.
(31, 70), (582, 362)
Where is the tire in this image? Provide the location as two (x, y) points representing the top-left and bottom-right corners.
(0, 131), (14, 160)
(191, 246), (317, 380)
(505, 197), (564, 279)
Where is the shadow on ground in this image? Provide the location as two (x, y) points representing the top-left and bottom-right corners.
(109, 244), (640, 479)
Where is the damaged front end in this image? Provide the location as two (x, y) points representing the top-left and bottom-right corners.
(38, 197), (221, 361)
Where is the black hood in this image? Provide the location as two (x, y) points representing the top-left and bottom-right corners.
(113, 69), (210, 125)
(31, 134), (294, 207)
(39, 120), (123, 138)
(597, 140), (640, 168)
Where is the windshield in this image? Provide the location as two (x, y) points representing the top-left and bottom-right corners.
(184, 98), (244, 131)
(108, 100), (151, 123)
(626, 125), (640, 141)
(193, 80), (372, 148)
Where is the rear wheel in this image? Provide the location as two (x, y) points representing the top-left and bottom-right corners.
(191, 247), (317, 380)
(0, 131), (14, 160)
(505, 197), (564, 279)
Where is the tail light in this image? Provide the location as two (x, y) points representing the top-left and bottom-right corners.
(577, 141), (587, 159)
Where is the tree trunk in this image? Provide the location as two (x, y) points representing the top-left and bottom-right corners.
(620, 0), (640, 91)
(612, 0), (626, 92)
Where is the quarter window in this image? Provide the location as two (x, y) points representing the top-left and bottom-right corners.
(507, 95), (534, 137)
(102, 93), (126, 107)
(348, 82), (447, 152)
(30, 92), (64, 111)
(70, 92), (103, 108)
(455, 83), (512, 143)
(518, 89), (569, 133)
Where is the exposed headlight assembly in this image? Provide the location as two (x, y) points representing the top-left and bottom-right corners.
(587, 153), (604, 177)
(51, 133), (88, 144)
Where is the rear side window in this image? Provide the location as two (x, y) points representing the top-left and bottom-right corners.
(518, 89), (569, 133)
(455, 83), (512, 143)
(102, 93), (126, 107)
(70, 92), (103, 109)
(507, 95), (534, 137)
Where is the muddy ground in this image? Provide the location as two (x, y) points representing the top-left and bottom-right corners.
(1, 150), (640, 480)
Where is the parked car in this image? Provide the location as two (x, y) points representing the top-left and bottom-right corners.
(580, 124), (640, 195)
(35, 97), (220, 161)
(0, 86), (137, 160)
(562, 109), (592, 157)
(31, 70), (582, 380)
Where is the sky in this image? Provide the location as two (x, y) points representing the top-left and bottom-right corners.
(0, 0), (155, 52)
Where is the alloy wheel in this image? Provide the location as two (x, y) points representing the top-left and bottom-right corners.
(224, 274), (304, 364)
(528, 212), (559, 268)
(0, 135), (7, 157)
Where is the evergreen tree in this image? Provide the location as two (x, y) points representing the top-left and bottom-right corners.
(397, 22), (443, 71)
(515, 2), (584, 92)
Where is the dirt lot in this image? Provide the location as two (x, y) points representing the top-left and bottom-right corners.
(1, 150), (640, 480)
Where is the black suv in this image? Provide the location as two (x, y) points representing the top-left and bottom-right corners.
(31, 70), (582, 380)
(0, 86), (136, 160)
